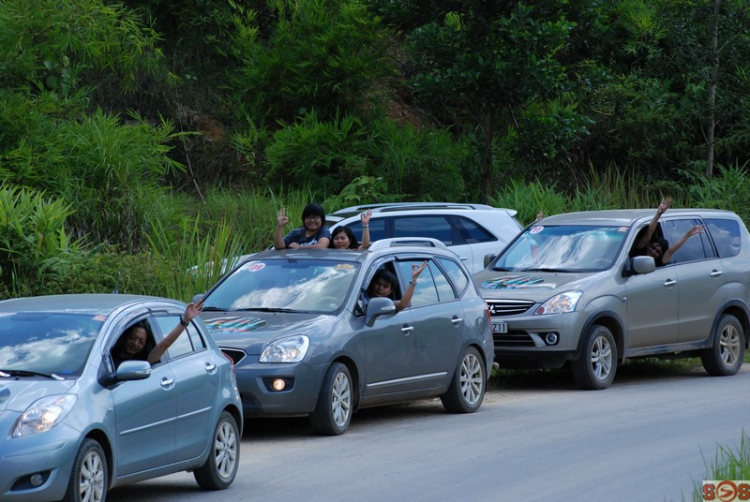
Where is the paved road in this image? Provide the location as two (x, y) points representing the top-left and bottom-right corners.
(109, 362), (750, 502)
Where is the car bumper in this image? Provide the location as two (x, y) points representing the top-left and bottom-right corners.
(234, 356), (328, 417)
(0, 414), (81, 502)
(492, 311), (588, 368)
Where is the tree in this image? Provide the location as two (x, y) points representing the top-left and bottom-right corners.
(368, 0), (600, 201)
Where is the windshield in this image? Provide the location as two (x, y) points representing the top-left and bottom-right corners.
(494, 225), (628, 272)
(0, 312), (105, 377)
(204, 259), (360, 313)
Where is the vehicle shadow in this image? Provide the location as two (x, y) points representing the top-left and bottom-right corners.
(489, 357), (709, 392)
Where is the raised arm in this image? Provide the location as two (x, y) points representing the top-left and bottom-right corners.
(274, 208), (289, 250)
(148, 300), (204, 364)
(661, 225), (704, 264)
(637, 197), (672, 250)
(358, 210), (372, 250)
(394, 261), (428, 312)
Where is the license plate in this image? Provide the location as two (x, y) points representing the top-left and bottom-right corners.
(492, 322), (508, 334)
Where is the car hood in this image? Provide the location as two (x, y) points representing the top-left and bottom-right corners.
(0, 379), (76, 413)
(474, 269), (605, 300)
(201, 311), (337, 355)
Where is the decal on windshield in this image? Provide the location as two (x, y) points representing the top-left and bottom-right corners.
(204, 316), (267, 332)
(336, 263), (354, 270)
(247, 263), (266, 272)
(530, 226), (544, 234)
(481, 276), (545, 289)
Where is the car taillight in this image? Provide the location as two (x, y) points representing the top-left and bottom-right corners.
(221, 350), (236, 374)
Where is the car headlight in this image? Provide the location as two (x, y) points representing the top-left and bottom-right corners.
(13, 394), (77, 437)
(534, 290), (583, 315)
(259, 335), (310, 363)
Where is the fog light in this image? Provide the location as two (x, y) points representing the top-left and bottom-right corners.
(544, 332), (559, 345)
(271, 378), (286, 391)
(29, 474), (44, 487)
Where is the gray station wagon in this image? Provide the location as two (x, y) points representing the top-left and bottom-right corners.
(197, 239), (494, 435)
(474, 209), (750, 389)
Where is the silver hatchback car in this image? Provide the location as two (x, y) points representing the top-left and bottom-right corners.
(0, 294), (243, 502)
(198, 239), (494, 435)
(474, 209), (750, 389)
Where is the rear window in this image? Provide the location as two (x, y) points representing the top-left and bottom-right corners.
(705, 218), (742, 258)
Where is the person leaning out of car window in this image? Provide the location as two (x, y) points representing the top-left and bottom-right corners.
(112, 300), (204, 369)
(363, 261), (428, 313)
(631, 197), (704, 266)
(330, 209), (372, 250)
(274, 203), (331, 249)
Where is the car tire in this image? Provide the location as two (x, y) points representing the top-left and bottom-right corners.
(194, 411), (240, 490)
(441, 346), (486, 413)
(701, 314), (745, 376)
(63, 438), (108, 502)
(309, 362), (353, 436)
(572, 325), (617, 390)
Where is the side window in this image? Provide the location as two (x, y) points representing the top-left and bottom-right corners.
(153, 315), (194, 360)
(705, 218), (741, 258)
(436, 257), (468, 296)
(395, 260), (439, 307)
(393, 216), (454, 245)
(452, 216), (496, 244)
(346, 218), (387, 243)
(661, 219), (713, 264)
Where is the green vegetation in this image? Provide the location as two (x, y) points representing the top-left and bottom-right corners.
(1, 0), (749, 482)
(691, 432), (750, 501)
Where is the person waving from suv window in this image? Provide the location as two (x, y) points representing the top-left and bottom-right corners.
(631, 198), (704, 266)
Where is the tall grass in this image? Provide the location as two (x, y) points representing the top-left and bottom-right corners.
(690, 432), (750, 501)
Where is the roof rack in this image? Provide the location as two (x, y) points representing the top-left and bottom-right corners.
(368, 237), (448, 250)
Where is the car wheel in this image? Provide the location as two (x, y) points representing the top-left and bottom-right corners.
(441, 346), (486, 413)
(62, 438), (108, 502)
(194, 411), (240, 490)
(572, 325), (617, 390)
(701, 314), (745, 376)
(309, 362), (353, 436)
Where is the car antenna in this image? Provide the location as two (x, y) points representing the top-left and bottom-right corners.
(112, 271), (122, 294)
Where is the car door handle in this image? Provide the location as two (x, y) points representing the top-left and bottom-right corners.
(401, 325), (414, 335)
(451, 316), (463, 325)
(161, 377), (175, 389)
(205, 362), (217, 374)
(459, 256), (468, 261)
(710, 270), (723, 277)
(663, 279), (677, 287)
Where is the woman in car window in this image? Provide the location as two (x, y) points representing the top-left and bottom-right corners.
(330, 210), (372, 250)
(632, 198), (704, 266)
(112, 300), (204, 369)
(363, 261), (427, 313)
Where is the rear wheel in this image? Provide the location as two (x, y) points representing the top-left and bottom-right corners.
(309, 362), (353, 436)
(441, 346), (486, 413)
(194, 411), (240, 490)
(572, 325), (617, 390)
(701, 314), (745, 376)
(63, 438), (107, 502)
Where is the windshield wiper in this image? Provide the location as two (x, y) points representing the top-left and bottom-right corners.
(0, 369), (65, 380)
(234, 307), (298, 313)
(201, 306), (226, 311)
(519, 267), (575, 273)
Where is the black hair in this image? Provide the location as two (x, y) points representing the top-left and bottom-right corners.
(368, 269), (398, 298)
(301, 203), (326, 225)
(650, 236), (669, 256)
(329, 226), (359, 249)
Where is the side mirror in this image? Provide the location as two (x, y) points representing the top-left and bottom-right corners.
(191, 293), (206, 304)
(365, 297), (397, 327)
(483, 254), (496, 268)
(116, 360), (152, 381)
(623, 255), (656, 277)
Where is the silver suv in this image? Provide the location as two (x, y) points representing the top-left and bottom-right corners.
(329, 203), (523, 274)
(473, 209), (750, 389)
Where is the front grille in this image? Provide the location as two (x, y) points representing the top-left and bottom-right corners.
(486, 300), (534, 317)
(493, 330), (535, 347)
(221, 348), (246, 365)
